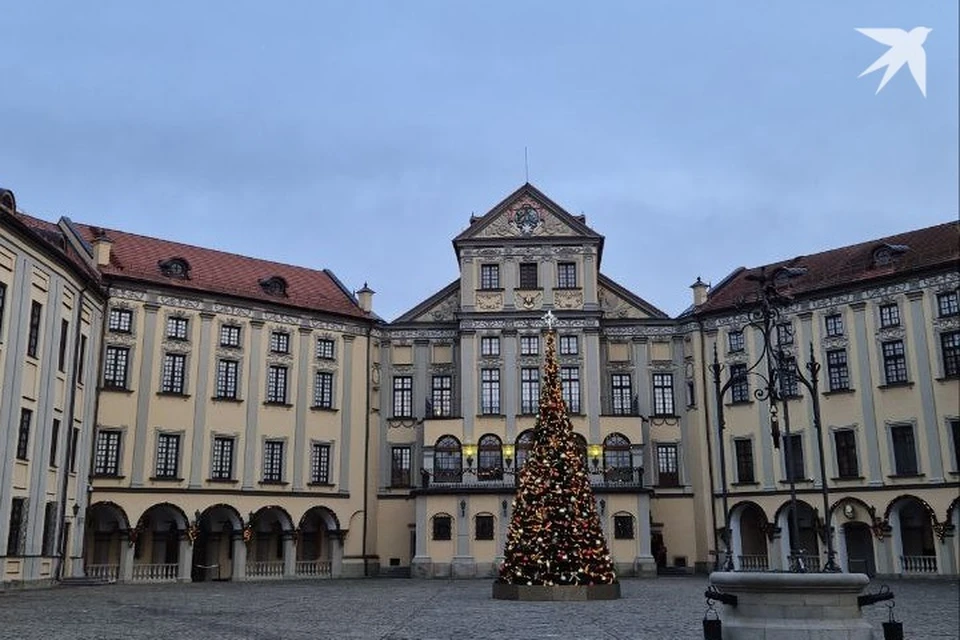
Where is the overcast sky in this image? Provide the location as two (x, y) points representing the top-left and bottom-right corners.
(1, 2), (957, 320)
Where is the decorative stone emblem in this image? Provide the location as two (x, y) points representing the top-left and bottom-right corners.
(476, 292), (503, 311)
(515, 290), (542, 310)
(513, 204), (542, 235)
(554, 290), (583, 310)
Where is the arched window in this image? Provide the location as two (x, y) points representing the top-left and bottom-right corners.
(434, 435), (462, 483)
(571, 433), (588, 468)
(259, 276), (288, 297)
(477, 434), (503, 481)
(603, 433), (632, 482)
(158, 257), (190, 279)
(515, 430), (535, 470)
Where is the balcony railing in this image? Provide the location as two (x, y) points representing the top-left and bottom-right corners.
(788, 554), (821, 572)
(246, 560), (284, 579)
(420, 466), (644, 491)
(738, 554), (769, 572)
(84, 564), (119, 582)
(131, 563), (178, 582)
(295, 560), (332, 577)
(901, 555), (937, 574)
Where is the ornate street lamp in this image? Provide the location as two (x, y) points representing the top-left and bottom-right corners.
(710, 267), (839, 573)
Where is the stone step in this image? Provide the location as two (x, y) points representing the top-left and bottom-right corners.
(58, 576), (116, 587)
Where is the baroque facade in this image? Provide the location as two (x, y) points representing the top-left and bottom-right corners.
(0, 183), (957, 587)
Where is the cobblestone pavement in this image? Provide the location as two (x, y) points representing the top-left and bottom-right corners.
(0, 577), (956, 640)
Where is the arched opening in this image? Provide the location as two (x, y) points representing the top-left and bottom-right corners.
(191, 504), (242, 582)
(297, 506), (339, 578)
(603, 433), (632, 482)
(515, 430), (534, 470)
(135, 503), (188, 582)
(434, 435), (463, 483)
(248, 506), (294, 579)
(477, 434), (503, 480)
(83, 502), (130, 581)
(571, 432), (588, 469)
(730, 503), (769, 571)
(890, 497), (937, 574)
(787, 501), (820, 571)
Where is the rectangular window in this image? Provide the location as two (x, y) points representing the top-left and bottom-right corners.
(728, 330), (745, 352)
(826, 349), (850, 391)
(94, 430), (122, 476)
(519, 335), (540, 356)
(392, 376), (413, 417)
(779, 356), (799, 397)
(480, 368), (501, 415)
(57, 319), (69, 372)
(263, 440), (284, 482)
(951, 419), (960, 472)
(16, 408), (31, 460)
(160, 353), (186, 394)
(166, 316), (188, 340)
(475, 514), (495, 540)
(882, 340), (908, 384)
(891, 425), (918, 475)
(730, 363), (750, 403)
(215, 359), (239, 399)
(431, 375), (452, 418)
(879, 303), (901, 328)
(519, 262), (538, 289)
(432, 515), (452, 541)
(77, 334), (87, 379)
(776, 322), (794, 346)
(266, 365), (288, 404)
(559, 335), (578, 355)
(734, 439), (755, 483)
(270, 331), (290, 354)
(520, 367), (540, 414)
(656, 443), (679, 487)
(108, 307), (132, 333)
(219, 324), (241, 347)
(611, 374), (633, 415)
(391, 446), (411, 487)
(825, 313), (844, 337)
(49, 419), (60, 467)
(103, 346), (130, 389)
(937, 292), (959, 318)
(784, 433), (805, 481)
(316, 338), (335, 359)
(652, 373), (675, 416)
(314, 371), (334, 408)
(0, 282), (6, 336)
(479, 264), (500, 290)
(480, 336), (500, 357)
(834, 429), (859, 478)
(557, 262), (577, 288)
(941, 331), (960, 377)
(6, 497), (25, 556)
(41, 501), (57, 557)
(211, 436), (234, 480)
(27, 300), (42, 358)
(69, 427), (80, 473)
(311, 443), (330, 484)
(561, 367), (580, 413)
(614, 515), (635, 540)
(155, 433), (181, 478)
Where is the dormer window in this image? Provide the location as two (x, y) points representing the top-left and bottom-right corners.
(158, 257), (190, 279)
(872, 243), (909, 267)
(773, 266), (807, 289)
(259, 276), (287, 297)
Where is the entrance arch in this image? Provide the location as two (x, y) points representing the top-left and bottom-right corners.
(247, 506), (295, 579)
(886, 495), (938, 574)
(297, 506), (343, 578)
(83, 502), (130, 581)
(191, 504), (243, 582)
(729, 502), (769, 571)
(135, 503), (189, 582)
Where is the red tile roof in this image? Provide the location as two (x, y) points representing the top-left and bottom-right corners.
(697, 221), (959, 314)
(71, 222), (370, 320)
(5, 210), (103, 286)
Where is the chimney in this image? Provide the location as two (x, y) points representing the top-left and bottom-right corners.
(690, 277), (709, 307)
(356, 282), (375, 313)
(91, 232), (113, 267)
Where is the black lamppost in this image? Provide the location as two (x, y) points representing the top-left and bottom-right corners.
(710, 267), (839, 573)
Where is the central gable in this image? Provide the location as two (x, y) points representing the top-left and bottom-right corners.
(454, 183), (603, 244)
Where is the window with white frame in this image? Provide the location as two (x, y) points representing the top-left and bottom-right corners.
(834, 429), (859, 479)
(263, 440), (284, 482)
(824, 313), (844, 337)
(728, 330), (745, 352)
(826, 349), (850, 391)
(730, 363), (749, 402)
(431, 375), (452, 417)
(520, 367), (540, 414)
(93, 430), (121, 476)
(311, 443), (330, 484)
(211, 436), (234, 480)
(392, 376), (413, 417)
(314, 371), (334, 408)
(480, 368), (500, 414)
(160, 353), (186, 394)
(215, 359), (239, 399)
(734, 438), (754, 483)
(950, 419), (960, 472)
(519, 335), (540, 356)
(941, 331), (960, 377)
(219, 324), (241, 347)
(316, 338), (335, 360)
(166, 316), (188, 340)
(776, 322), (794, 345)
(559, 335), (578, 355)
(890, 424), (918, 475)
(937, 292), (959, 318)
(882, 340), (908, 384)
(783, 433), (804, 481)
(270, 330), (290, 354)
(479, 264), (500, 290)
(480, 336), (500, 357)
(103, 346), (130, 389)
(557, 262), (577, 288)
(879, 303), (900, 328)
(656, 443), (679, 487)
(155, 433), (181, 478)
(391, 446), (411, 487)
(610, 373), (633, 415)
(652, 373), (675, 416)
(779, 356), (799, 397)
(266, 365), (288, 403)
(108, 308), (133, 333)
(561, 366), (580, 413)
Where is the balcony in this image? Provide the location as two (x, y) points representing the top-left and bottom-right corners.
(415, 466), (646, 494)
(900, 555), (937, 574)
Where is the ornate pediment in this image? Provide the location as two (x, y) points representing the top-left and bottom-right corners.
(411, 289), (460, 322)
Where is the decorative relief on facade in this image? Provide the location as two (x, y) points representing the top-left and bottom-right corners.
(517, 356), (540, 367)
(607, 362), (634, 372)
(414, 292), (459, 323)
(598, 287), (643, 319)
(462, 318), (599, 331)
(106, 334), (138, 347)
(212, 303), (255, 318)
(429, 363), (455, 374)
(391, 364), (414, 374)
(476, 292), (504, 312)
(514, 290), (542, 311)
(314, 360), (338, 373)
(933, 317), (960, 331)
(157, 295), (203, 310)
(266, 353), (294, 367)
(161, 338), (192, 354)
(876, 326), (905, 341)
(215, 347), (243, 359)
(558, 356), (582, 366)
(388, 329), (458, 340)
(473, 197), (580, 239)
(724, 351), (749, 365)
(554, 290), (583, 310)
(602, 325), (677, 337)
(109, 288), (148, 302)
(821, 336), (849, 350)
(650, 360), (676, 371)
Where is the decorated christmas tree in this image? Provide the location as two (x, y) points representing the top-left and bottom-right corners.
(498, 313), (617, 586)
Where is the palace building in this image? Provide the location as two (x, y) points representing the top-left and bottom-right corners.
(1, 183), (957, 588)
